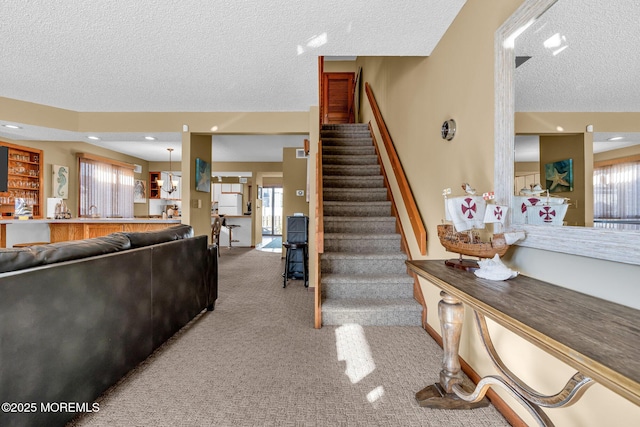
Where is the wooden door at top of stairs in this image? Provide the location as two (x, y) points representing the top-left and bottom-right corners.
(322, 72), (355, 124)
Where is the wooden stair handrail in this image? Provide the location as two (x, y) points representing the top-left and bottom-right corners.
(365, 82), (427, 255)
(318, 57), (324, 127)
(314, 139), (324, 329)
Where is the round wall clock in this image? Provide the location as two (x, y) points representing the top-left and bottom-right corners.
(441, 119), (456, 141)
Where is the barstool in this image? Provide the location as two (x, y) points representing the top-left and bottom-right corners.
(282, 241), (308, 288)
(211, 215), (222, 257)
(225, 224), (241, 249)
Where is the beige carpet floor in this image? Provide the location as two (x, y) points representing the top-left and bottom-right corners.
(68, 248), (510, 426)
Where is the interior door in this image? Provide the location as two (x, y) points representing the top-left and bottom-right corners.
(322, 72), (355, 124)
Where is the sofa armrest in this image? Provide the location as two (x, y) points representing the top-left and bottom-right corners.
(206, 244), (219, 311)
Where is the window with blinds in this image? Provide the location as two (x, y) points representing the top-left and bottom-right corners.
(78, 154), (134, 218)
(593, 159), (640, 230)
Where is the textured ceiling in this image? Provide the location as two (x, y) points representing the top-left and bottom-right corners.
(515, 0), (640, 112)
(1, 0), (465, 113)
(0, 0), (465, 162)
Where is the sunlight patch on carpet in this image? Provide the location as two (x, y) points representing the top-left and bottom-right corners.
(335, 323), (375, 384)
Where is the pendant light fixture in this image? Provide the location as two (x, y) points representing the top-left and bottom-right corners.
(156, 148), (179, 194)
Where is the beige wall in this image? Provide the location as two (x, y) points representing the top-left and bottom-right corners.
(0, 96), (309, 135)
(539, 134), (591, 226)
(355, 0), (640, 425)
(282, 147), (310, 241)
(595, 144), (640, 162)
(515, 161), (539, 175)
(182, 133), (212, 241)
(262, 177), (282, 186)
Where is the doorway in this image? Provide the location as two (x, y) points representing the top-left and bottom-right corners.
(322, 72), (355, 124)
(261, 186), (283, 236)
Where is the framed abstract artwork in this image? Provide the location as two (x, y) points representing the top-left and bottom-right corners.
(134, 179), (147, 203)
(545, 158), (573, 193)
(195, 158), (211, 192)
(52, 164), (69, 199)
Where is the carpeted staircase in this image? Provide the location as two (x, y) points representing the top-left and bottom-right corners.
(320, 123), (423, 326)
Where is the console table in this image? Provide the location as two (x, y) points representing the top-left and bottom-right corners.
(406, 260), (640, 426)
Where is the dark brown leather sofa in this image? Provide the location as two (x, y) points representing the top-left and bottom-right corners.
(0, 224), (218, 427)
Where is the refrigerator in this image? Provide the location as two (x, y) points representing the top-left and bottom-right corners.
(218, 193), (243, 216)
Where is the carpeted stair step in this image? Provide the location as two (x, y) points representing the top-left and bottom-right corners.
(321, 298), (423, 326)
(323, 187), (388, 202)
(323, 216), (397, 234)
(321, 129), (371, 136)
(323, 176), (385, 189)
(323, 201), (391, 217)
(322, 146), (376, 156)
(321, 137), (373, 147)
(324, 232), (401, 253)
(321, 252), (407, 275)
(321, 130), (371, 138)
(321, 132), (372, 139)
(323, 164), (381, 176)
(321, 123), (370, 131)
(322, 154), (379, 165)
(321, 274), (415, 299)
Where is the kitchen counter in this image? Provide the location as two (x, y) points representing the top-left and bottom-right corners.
(1, 218), (181, 224)
(1, 218), (182, 248)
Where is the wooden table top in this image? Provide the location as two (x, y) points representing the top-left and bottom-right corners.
(406, 259), (640, 406)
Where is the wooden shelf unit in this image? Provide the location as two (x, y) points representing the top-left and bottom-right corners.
(149, 171), (161, 199)
(1, 141), (44, 219)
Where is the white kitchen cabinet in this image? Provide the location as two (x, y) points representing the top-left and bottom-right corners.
(220, 183), (243, 194)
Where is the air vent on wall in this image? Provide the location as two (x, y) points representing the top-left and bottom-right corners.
(296, 148), (308, 159)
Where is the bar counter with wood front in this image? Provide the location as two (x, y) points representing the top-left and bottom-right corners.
(406, 259), (640, 427)
(0, 218), (181, 248)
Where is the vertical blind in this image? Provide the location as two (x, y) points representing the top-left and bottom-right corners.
(593, 161), (640, 222)
(79, 156), (134, 218)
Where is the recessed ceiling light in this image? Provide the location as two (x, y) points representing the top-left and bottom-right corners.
(145, 136), (156, 141)
(607, 136), (624, 141)
(87, 136), (101, 140)
(2, 124), (22, 129)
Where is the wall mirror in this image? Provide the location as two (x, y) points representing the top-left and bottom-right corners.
(495, 0), (640, 265)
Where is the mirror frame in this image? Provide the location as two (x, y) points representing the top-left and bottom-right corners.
(495, 0), (640, 266)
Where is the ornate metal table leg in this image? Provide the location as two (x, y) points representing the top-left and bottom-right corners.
(445, 311), (594, 426)
(416, 291), (489, 409)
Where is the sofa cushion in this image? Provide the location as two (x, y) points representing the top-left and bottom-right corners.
(0, 248), (41, 273)
(31, 233), (132, 265)
(124, 224), (194, 248)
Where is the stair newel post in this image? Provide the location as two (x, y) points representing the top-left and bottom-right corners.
(438, 291), (464, 392)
